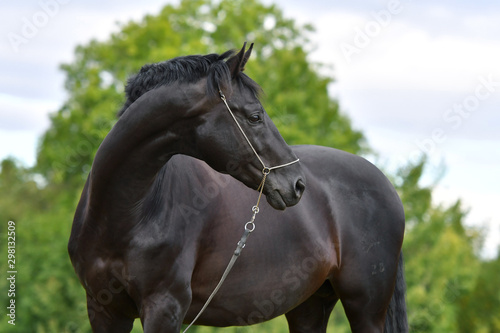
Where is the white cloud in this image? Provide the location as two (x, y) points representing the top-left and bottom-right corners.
(463, 13), (500, 40)
(308, 9), (500, 159)
(311, 12), (500, 93)
(426, 5), (454, 20)
(0, 130), (39, 166)
(0, 93), (55, 132)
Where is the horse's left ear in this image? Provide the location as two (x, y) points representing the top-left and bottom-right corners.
(227, 42), (254, 78)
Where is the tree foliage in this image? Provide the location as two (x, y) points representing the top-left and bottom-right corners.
(0, 0), (495, 332)
(393, 160), (484, 333)
(36, 0), (365, 188)
(457, 255), (500, 332)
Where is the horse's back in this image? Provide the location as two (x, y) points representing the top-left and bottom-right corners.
(294, 144), (405, 234)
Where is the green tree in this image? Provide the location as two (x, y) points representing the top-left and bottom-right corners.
(0, 159), (46, 222)
(0, 160), (89, 332)
(394, 160), (482, 333)
(457, 254), (500, 333)
(36, 0), (366, 188)
(0, 0), (493, 332)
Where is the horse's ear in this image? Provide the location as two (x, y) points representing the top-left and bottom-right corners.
(227, 42), (254, 78)
(241, 43), (254, 71)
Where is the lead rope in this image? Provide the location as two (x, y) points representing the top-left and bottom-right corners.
(182, 91), (299, 333)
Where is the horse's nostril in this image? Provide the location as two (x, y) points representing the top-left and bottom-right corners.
(295, 178), (306, 197)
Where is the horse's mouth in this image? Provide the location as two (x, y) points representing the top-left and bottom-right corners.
(265, 190), (289, 210)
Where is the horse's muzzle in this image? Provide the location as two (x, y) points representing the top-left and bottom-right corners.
(266, 177), (305, 210)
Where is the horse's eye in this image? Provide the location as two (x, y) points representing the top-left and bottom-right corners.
(248, 113), (262, 123)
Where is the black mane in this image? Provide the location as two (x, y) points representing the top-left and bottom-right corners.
(117, 50), (262, 117)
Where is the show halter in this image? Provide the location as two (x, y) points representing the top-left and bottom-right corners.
(182, 90), (300, 332)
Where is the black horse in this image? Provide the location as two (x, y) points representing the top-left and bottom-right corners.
(69, 44), (408, 333)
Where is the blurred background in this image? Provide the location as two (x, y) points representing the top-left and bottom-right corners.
(0, 0), (499, 332)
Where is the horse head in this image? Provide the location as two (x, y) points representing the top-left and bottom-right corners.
(117, 43), (305, 209)
(188, 43), (305, 209)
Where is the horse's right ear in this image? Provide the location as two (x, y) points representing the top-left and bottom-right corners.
(226, 42), (253, 78)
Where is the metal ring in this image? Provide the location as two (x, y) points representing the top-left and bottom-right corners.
(245, 221), (256, 232)
(262, 167), (271, 175)
(252, 206), (260, 214)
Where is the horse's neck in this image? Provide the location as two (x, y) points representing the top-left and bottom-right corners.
(85, 86), (191, 226)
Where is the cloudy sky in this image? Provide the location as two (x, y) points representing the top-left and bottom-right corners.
(1, 0), (499, 257)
